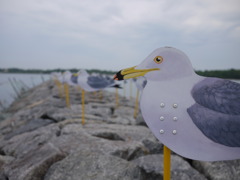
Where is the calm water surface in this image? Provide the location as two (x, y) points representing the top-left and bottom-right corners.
(0, 73), (137, 109)
(0, 73), (239, 110)
(0, 73), (50, 109)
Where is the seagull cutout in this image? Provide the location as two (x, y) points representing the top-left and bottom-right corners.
(135, 77), (147, 91)
(76, 69), (121, 92)
(114, 47), (240, 161)
(51, 72), (64, 83)
(62, 71), (78, 86)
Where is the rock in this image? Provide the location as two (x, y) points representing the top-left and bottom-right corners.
(192, 160), (240, 180)
(3, 142), (65, 180)
(91, 131), (125, 141)
(4, 118), (53, 140)
(0, 124), (60, 158)
(2, 80), (240, 180)
(135, 112), (147, 126)
(106, 106), (137, 125)
(142, 139), (163, 154)
(49, 123), (149, 161)
(44, 150), (142, 180)
(84, 123), (157, 142)
(0, 155), (15, 167)
(133, 154), (207, 180)
(0, 154), (15, 178)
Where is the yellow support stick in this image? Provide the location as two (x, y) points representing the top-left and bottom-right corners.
(64, 83), (70, 108)
(116, 88), (119, 108)
(54, 79), (63, 98)
(81, 89), (85, 125)
(134, 89), (140, 119)
(163, 145), (171, 180)
(99, 90), (103, 100)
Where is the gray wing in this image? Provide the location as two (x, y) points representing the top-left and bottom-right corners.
(87, 76), (113, 89)
(191, 78), (240, 115)
(187, 104), (240, 147)
(187, 78), (240, 147)
(70, 75), (78, 84)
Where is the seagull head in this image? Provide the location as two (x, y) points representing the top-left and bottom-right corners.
(114, 47), (194, 81)
(78, 69), (89, 76)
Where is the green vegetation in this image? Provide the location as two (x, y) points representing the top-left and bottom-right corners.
(195, 69), (240, 79)
(0, 68), (240, 79)
(0, 68), (116, 75)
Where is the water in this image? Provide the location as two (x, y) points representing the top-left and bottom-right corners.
(1, 73), (239, 110)
(0, 73), (138, 110)
(0, 73), (50, 109)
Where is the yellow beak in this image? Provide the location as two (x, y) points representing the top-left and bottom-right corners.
(114, 66), (159, 80)
(72, 73), (78, 77)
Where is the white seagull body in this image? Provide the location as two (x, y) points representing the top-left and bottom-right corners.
(135, 77), (147, 91)
(62, 71), (77, 86)
(114, 47), (240, 161)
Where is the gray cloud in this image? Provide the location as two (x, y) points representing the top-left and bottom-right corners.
(0, 0), (240, 70)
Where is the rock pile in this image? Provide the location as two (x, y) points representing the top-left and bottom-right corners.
(0, 81), (239, 180)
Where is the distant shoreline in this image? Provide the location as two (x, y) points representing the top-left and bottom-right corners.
(0, 68), (116, 75)
(0, 68), (240, 79)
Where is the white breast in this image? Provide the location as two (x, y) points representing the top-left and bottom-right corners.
(140, 75), (240, 161)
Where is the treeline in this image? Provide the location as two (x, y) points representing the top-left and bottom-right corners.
(0, 68), (240, 79)
(0, 68), (116, 75)
(195, 69), (240, 79)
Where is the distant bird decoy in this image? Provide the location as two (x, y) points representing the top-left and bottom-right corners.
(51, 72), (64, 98)
(62, 71), (78, 86)
(133, 77), (147, 118)
(69, 70), (121, 125)
(114, 47), (240, 161)
(61, 71), (72, 108)
(135, 77), (147, 92)
(76, 69), (121, 92)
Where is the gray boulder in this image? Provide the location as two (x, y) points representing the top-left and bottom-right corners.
(192, 160), (240, 180)
(2, 143), (65, 180)
(132, 154), (207, 180)
(44, 150), (142, 180)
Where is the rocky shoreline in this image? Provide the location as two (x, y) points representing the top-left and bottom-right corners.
(0, 80), (239, 180)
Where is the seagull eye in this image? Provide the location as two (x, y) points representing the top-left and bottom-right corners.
(154, 56), (163, 64)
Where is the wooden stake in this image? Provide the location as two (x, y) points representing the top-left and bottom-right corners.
(99, 90), (103, 100)
(163, 145), (171, 180)
(64, 83), (70, 108)
(134, 89), (140, 119)
(54, 79), (63, 98)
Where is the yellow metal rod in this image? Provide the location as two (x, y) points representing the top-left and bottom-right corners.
(99, 90), (103, 100)
(64, 83), (70, 108)
(134, 89), (140, 119)
(163, 145), (171, 180)
(54, 79), (63, 98)
(81, 89), (85, 125)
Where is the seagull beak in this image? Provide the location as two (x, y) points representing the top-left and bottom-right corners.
(114, 66), (159, 81)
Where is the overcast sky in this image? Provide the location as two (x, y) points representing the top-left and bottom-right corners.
(1, 0), (240, 71)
